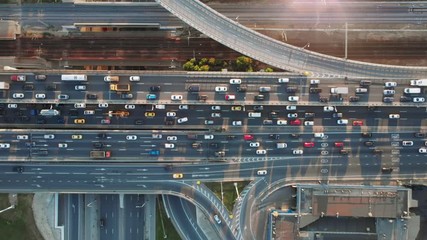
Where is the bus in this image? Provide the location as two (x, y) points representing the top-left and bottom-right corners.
(61, 74), (87, 81)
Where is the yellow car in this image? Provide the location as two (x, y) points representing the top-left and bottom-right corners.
(71, 135), (83, 140)
(231, 106), (242, 111)
(145, 112), (156, 118)
(74, 119), (85, 124)
(172, 173), (183, 179)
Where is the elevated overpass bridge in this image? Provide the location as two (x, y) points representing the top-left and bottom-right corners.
(156, 0), (427, 78)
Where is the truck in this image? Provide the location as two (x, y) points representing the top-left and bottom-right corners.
(404, 88), (421, 94)
(108, 110), (129, 118)
(110, 84), (130, 92)
(90, 150), (111, 159)
(330, 87), (349, 94)
(410, 79), (427, 87)
(0, 82), (10, 90)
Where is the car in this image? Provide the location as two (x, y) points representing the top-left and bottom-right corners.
(349, 96), (360, 102)
(7, 104), (17, 109)
(12, 93), (24, 99)
(0, 143), (10, 148)
(332, 112), (343, 118)
(225, 94), (235, 101)
(339, 149), (349, 155)
(204, 120), (214, 125)
(304, 142), (315, 148)
(97, 103), (108, 108)
(213, 214), (222, 224)
(414, 132), (426, 138)
(263, 119), (273, 125)
(286, 105), (296, 111)
(253, 105), (264, 111)
(383, 89), (395, 96)
(276, 143), (287, 148)
(22, 84), (34, 91)
(364, 141), (374, 147)
(204, 135), (214, 140)
(231, 106), (242, 111)
(93, 142), (105, 148)
(71, 135), (82, 140)
(74, 103), (86, 109)
(269, 134), (280, 140)
(215, 86), (228, 92)
(171, 95), (183, 101)
(121, 93), (133, 99)
(372, 149), (383, 154)
(419, 148), (427, 154)
(256, 149), (267, 155)
(46, 85), (57, 91)
(304, 121), (314, 126)
(211, 113), (221, 118)
(249, 142), (260, 148)
(355, 88), (368, 93)
(384, 82), (397, 87)
(177, 117), (188, 124)
(101, 119), (111, 125)
(237, 86), (247, 92)
(86, 94), (97, 100)
(361, 132), (372, 138)
(34, 93), (46, 99)
(166, 112), (176, 117)
(360, 80), (372, 86)
(337, 119), (348, 125)
(383, 97), (394, 103)
(150, 86), (161, 92)
(293, 149), (303, 155)
(179, 105), (189, 110)
(413, 97), (426, 103)
(126, 135), (137, 140)
(402, 141), (413, 146)
(310, 79), (320, 85)
(288, 96), (299, 102)
(129, 76), (140, 81)
(35, 75), (47, 80)
(75, 85), (86, 91)
(389, 114), (400, 119)
(104, 76), (119, 82)
(58, 94), (69, 100)
(254, 95), (265, 101)
(232, 120), (242, 126)
(211, 106), (221, 111)
(58, 143), (67, 148)
(323, 106), (335, 112)
(257, 170), (267, 176)
(290, 119), (301, 125)
(145, 112), (155, 118)
(319, 97), (329, 102)
(146, 94), (157, 100)
(244, 134), (254, 141)
(229, 78), (242, 84)
(167, 136), (177, 141)
(309, 88), (322, 94)
(165, 143), (175, 149)
(287, 113), (298, 119)
(278, 78), (289, 83)
(304, 112), (315, 119)
(172, 173), (183, 179)
(17, 135), (28, 140)
(11, 75), (26, 81)
(13, 166), (24, 173)
(134, 119), (144, 125)
(259, 86), (271, 92)
(214, 151), (225, 157)
(198, 95), (208, 101)
(277, 120), (287, 125)
(352, 120), (363, 126)
(400, 96), (412, 102)
(74, 119), (85, 124)
(381, 167), (393, 174)
(192, 142), (202, 149)
(334, 142), (344, 148)
(124, 104), (135, 110)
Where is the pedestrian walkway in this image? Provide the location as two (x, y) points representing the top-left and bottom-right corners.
(32, 193), (62, 240)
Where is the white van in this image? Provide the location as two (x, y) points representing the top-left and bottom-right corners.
(404, 88), (421, 94)
(310, 79), (320, 85)
(277, 143), (287, 149)
(355, 88), (368, 93)
(155, 104), (166, 109)
(314, 133), (325, 138)
(278, 78), (289, 83)
(248, 112), (261, 118)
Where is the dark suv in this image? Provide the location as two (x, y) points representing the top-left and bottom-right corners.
(150, 86), (161, 92)
(361, 132), (372, 138)
(414, 132), (426, 138)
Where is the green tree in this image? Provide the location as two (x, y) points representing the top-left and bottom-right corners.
(235, 56), (253, 72)
(199, 58), (208, 66)
(199, 65), (210, 71)
(183, 60), (195, 71)
(208, 57), (216, 66)
(265, 67), (273, 72)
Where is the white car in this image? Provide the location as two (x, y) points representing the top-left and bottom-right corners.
(249, 142), (260, 148)
(75, 85), (86, 91)
(257, 170), (267, 175)
(413, 97), (425, 103)
(287, 113), (298, 118)
(171, 95), (183, 101)
(278, 78), (289, 83)
(337, 119), (348, 125)
(256, 149), (267, 155)
(84, 110), (95, 115)
(7, 104), (17, 109)
(58, 143), (68, 148)
(129, 76), (140, 81)
(167, 136), (177, 141)
(277, 120), (287, 125)
(177, 117), (188, 124)
(0, 143), (10, 148)
(419, 148), (427, 154)
(389, 114), (400, 119)
(402, 141), (413, 146)
(98, 103), (109, 108)
(229, 79), (242, 84)
(384, 82), (397, 87)
(211, 106), (221, 111)
(286, 105), (297, 111)
(211, 113), (221, 118)
(17, 135), (28, 140)
(179, 105), (188, 110)
(293, 149), (303, 155)
(126, 135), (137, 140)
(12, 93), (24, 99)
(213, 215), (222, 224)
(323, 106), (335, 112)
(310, 79), (320, 85)
(204, 135), (214, 140)
(304, 121), (314, 126)
(215, 86), (228, 92)
(44, 134), (55, 139)
(35, 94), (46, 99)
(124, 104), (135, 109)
(232, 121), (242, 126)
(165, 143), (175, 149)
(166, 112), (176, 117)
(288, 96), (299, 102)
(74, 103), (86, 109)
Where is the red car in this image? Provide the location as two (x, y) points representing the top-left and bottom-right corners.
(225, 94), (236, 101)
(105, 151), (112, 158)
(352, 120), (363, 126)
(290, 119), (301, 125)
(243, 134), (254, 141)
(10, 75), (26, 81)
(334, 142), (344, 148)
(303, 142), (315, 148)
